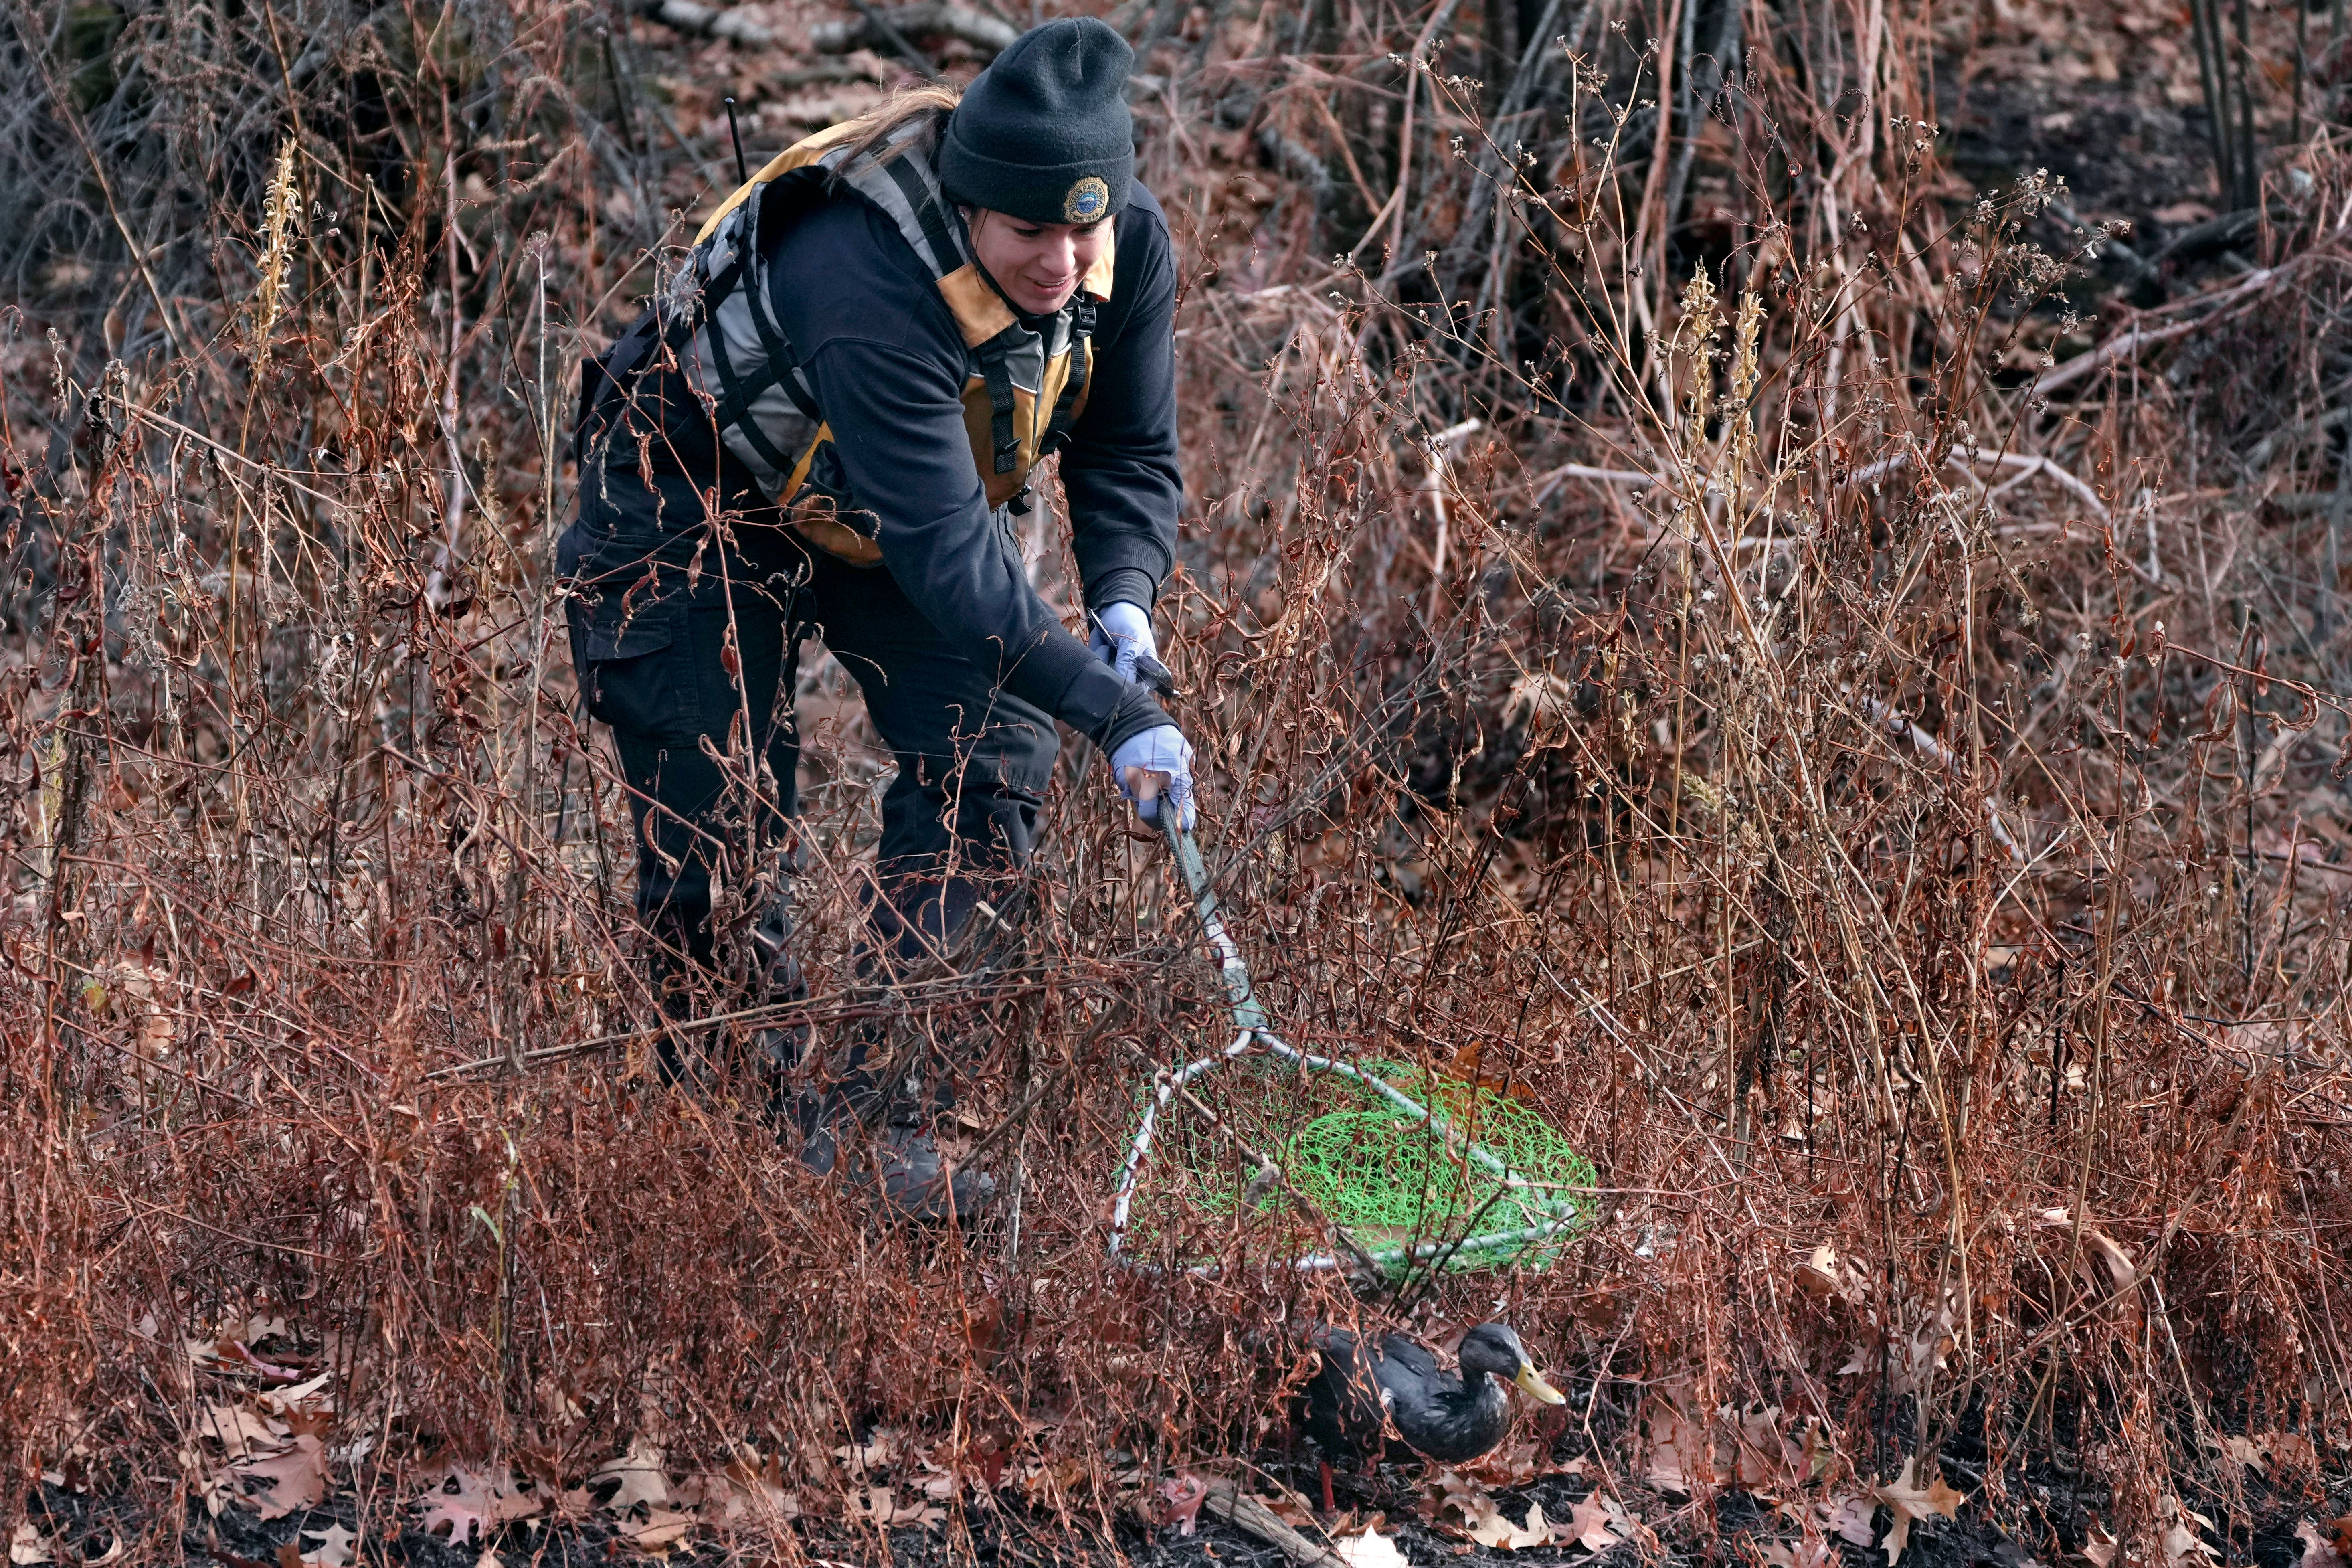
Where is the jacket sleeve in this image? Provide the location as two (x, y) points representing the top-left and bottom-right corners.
(795, 333), (1165, 750)
(1061, 197), (1183, 613)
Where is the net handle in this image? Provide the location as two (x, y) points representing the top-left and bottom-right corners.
(1160, 813), (1270, 1035)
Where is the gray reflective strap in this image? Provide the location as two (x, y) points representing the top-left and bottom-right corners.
(880, 154), (967, 275)
(1045, 299), (1097, 446)
(686, 205), (801, 478)
(734, 273), (810, 455)
(736, 188), (803, 380)
(781, 363), (821, 424)
(704, 316), (795, 477)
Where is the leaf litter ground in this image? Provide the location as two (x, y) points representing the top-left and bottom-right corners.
(24, 1416), (2351, 1568)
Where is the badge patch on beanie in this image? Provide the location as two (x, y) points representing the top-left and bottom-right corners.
(1062, 176), (1111, 224)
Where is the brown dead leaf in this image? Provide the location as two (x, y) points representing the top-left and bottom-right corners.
(194, 1339), (305, 1382)
(1762, 1538), (1841, 1568)
(2160, 1497), (2219, 1566)
(255, 1373), (333, 1421)
(590, 1439), (669, 1513)
(1418, 1468), (1469, 1524)
(617, 1509), (694, 1551)
(681, 1447), (798, 1526)
(2036, 1208), (2141, 1311)
(1644, 1400), (1716, 1493)
(235, 1435), (328, 1521)
(1565, 1494), (1630, 1552)
(1733, 1406), (1804, 1492)
(2271, 1434), (2320, 1471)
(1430, 1481), (1499, 1539)
(298, 1525), (357, 1568)
(2164, 1523), (2220, 1568)
(2294, 1519), (2343, 1568)
(419, 1467), (541, 1543)
(1889, 1297), (1960, 1399)
(180, 1447), (235, 1518)
(1640, 1392), (1805, 1496)
(1794, 1246), (1843, 1299)
(2079, 1519), (2119, 1567)
(200, 1402), (285, 1459)
(1504, 672), (1579, 749)
(2233, 1432), (2320, 1474)
(9, 1526), (53, 1567)
(832, 1431), (898, 1473)
(852, 1485), (944, 1529)
(1463, 1440), (1562, 1487)
(1154, 1475), (1209, 1538)
(135, 1010), (174, 1058)
(671, 1473), (774, 1528)
(1871, 1458), (1965, 1565)
(1823, 1495), (1878, 1548)
(1468, 1498), (1555, 1551)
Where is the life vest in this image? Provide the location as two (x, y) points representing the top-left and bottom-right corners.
(578, 111), (1114, 567)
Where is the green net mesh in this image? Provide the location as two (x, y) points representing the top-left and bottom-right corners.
(1127, 1059), (1595, 1277)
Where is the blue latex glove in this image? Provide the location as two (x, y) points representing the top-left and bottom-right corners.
(1109, 724), (1196, 830)
(1088, 601), (1158, 687)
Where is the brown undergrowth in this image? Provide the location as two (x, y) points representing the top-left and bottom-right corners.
(4, 0), (2352, 1562)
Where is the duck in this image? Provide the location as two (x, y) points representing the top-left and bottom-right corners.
(1300, 1321), (1565, 1497)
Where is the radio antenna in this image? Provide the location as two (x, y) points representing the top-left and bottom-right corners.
(724, 97), (749, 184)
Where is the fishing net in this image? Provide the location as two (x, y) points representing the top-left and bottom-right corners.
(1109, 825), (1591, 1279)
(1286, 1065), (1594, 1241)
(1118, 1055), (1594, 1279)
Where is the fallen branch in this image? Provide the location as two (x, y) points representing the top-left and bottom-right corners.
(2256, 492), (2350, 515)
(1965, 451), (2110, 522)
(1851, 692), (2029, 869)
(1201, 1482), (1347, 1566)
(809, 2), (1018, 55)
(2032, 263), (2289, 399)
(425, 975), (1058, 1080)
(2028, 316), (2204, 399)
(633, 0), (776, 45)
(2245, 373), (2352, 469)
(1842, 447), (2110, 522)
(1527, 459), (1662, 503)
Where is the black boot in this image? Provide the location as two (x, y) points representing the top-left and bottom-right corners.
(766, 883), (1007, 1223)
(647, 945), (712, 1091)
(789, 1086), (996, 1224)
(748, 894), (811, 1088)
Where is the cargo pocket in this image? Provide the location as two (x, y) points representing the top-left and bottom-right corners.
(573, 603), (703, 742)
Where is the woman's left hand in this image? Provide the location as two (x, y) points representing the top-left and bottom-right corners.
(1110, 723), (1195, 830)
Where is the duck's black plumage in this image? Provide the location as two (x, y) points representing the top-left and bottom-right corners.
(1301, 1321), (1564, 1467)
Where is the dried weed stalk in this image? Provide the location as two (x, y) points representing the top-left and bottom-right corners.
(2, 0), (2349, 1561)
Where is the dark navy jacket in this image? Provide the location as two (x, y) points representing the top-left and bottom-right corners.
(559, 182), (1182, 751)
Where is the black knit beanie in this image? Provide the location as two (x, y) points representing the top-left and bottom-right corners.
(939, 17), (1134, 226)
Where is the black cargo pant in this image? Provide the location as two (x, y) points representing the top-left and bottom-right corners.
(560, 499), (1058, 1037)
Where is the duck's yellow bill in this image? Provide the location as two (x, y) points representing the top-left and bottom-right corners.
(1513, 1364), (1567, 1405)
